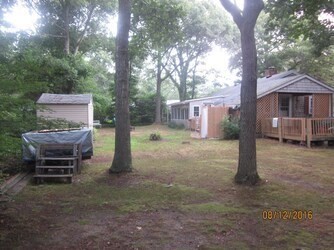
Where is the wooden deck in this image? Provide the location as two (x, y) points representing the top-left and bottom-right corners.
(261, 117), (334, 148)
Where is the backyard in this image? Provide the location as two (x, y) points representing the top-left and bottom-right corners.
(0, 125), (333, 249)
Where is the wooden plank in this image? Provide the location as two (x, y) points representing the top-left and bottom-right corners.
(264, 133), (280, 139)
(35, 143), (82, 177)
(278, 117), (283, 143)
(77, 143), (82, 174)
(0, 172), (31, 195)
(34, 174), (73, 178)
(36, 165), (74, 169)
(38, 157), (77, 161)
(306, 118), (312, 148)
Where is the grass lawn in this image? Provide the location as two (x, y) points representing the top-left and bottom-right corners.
(1, 125), (333, 249)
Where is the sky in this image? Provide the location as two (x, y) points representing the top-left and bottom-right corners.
(3, 2), (38, 33)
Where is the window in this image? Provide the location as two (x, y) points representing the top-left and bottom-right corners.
(279, 95), (290, 117)
(172, 108), (176, 119)
(193, 106), (199, 117)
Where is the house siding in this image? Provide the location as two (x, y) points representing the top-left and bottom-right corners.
(88, 101), (94, 128)
(37, 104), (90, 127)
(189, 101), (204, 119)
(278, 78), (333, 93)
(313, 93), (331, 118)
(256, 93), (278, 133)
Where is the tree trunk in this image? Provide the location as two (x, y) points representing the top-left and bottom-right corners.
(63, 0), (70, 55)
(235, 26), (259, 185)
(110, 0), (132, 173)
(154, 51), (162, 124)
(219, 0), (263, 185)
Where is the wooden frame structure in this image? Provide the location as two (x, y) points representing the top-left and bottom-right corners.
(34, 143), (82, 184)
(261, 117), (334, 147)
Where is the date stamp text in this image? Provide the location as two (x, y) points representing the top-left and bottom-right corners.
(262, 210), (313, 221)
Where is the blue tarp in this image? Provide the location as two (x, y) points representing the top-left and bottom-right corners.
(22, 128), (93, 161)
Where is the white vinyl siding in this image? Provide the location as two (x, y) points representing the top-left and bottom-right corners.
(37, 104), (91, 127)
(88, 101), (94, 128)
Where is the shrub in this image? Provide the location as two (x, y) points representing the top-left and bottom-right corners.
(149, 132), (161, 141)
(168, 121), (185, 130)
(221, 116), (240, 140)
(37, 117), (83, 130)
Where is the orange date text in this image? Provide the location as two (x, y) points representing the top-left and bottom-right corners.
(262, 210), (313, 221)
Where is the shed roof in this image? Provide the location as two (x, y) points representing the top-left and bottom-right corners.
(37, 93), (92, 105)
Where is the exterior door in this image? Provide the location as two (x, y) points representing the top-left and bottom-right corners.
(279, 94), (292, 117)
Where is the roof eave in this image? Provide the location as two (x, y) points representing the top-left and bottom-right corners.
(257, 75), (334, 99)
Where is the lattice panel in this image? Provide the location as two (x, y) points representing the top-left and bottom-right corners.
(256, 93), (278, 133)
(313, 94), (330, 118)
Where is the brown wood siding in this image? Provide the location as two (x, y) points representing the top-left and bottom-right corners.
(37, 104), (89, 126)
(207, 106), (229, 138)
(256, 93), (278, 133)
(313, 94), (331, 118)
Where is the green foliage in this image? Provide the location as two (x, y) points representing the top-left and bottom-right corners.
(0, 134), (22, 163)
(168, 121), (185, 130)
(165, 0), (237, 101)
(130, 93), (165, 126)
(265, 0), (333, 55)
(221, 117), (240, 140)
(33, 0), (116, 56)
(149, 132), (161, 141)
(36, 117), (83, 130)
(230, 6), (334, 81)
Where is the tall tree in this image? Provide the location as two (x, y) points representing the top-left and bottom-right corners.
(219, 0), (264, 185)
(132, 0), (184, 123)
(28, 0), (115, 56)
(110, 0), (132, 173)
(166, 0), (234, 101)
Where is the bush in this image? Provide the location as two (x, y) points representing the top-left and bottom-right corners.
(221, 116), (240, 140)
(168, 121), (185, 130)
(149, 132), (161, 141)
(37, 117), (83, 130)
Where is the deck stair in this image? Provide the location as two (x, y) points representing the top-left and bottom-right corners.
(34, 143), (82, 184)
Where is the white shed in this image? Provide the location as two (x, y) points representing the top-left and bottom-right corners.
(37, 93), (93, 128)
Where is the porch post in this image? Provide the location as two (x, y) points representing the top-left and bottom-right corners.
(278, 117), (283, 143)
(306, 118), (312, 148)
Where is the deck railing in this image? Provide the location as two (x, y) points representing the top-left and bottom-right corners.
(308, 118), (334, 138)
(281, 118), (306, 141)
(261, 118), (279, 137)
(261, 117), (334, 147)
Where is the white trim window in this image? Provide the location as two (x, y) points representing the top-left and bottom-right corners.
(193, 106), (199, 117)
